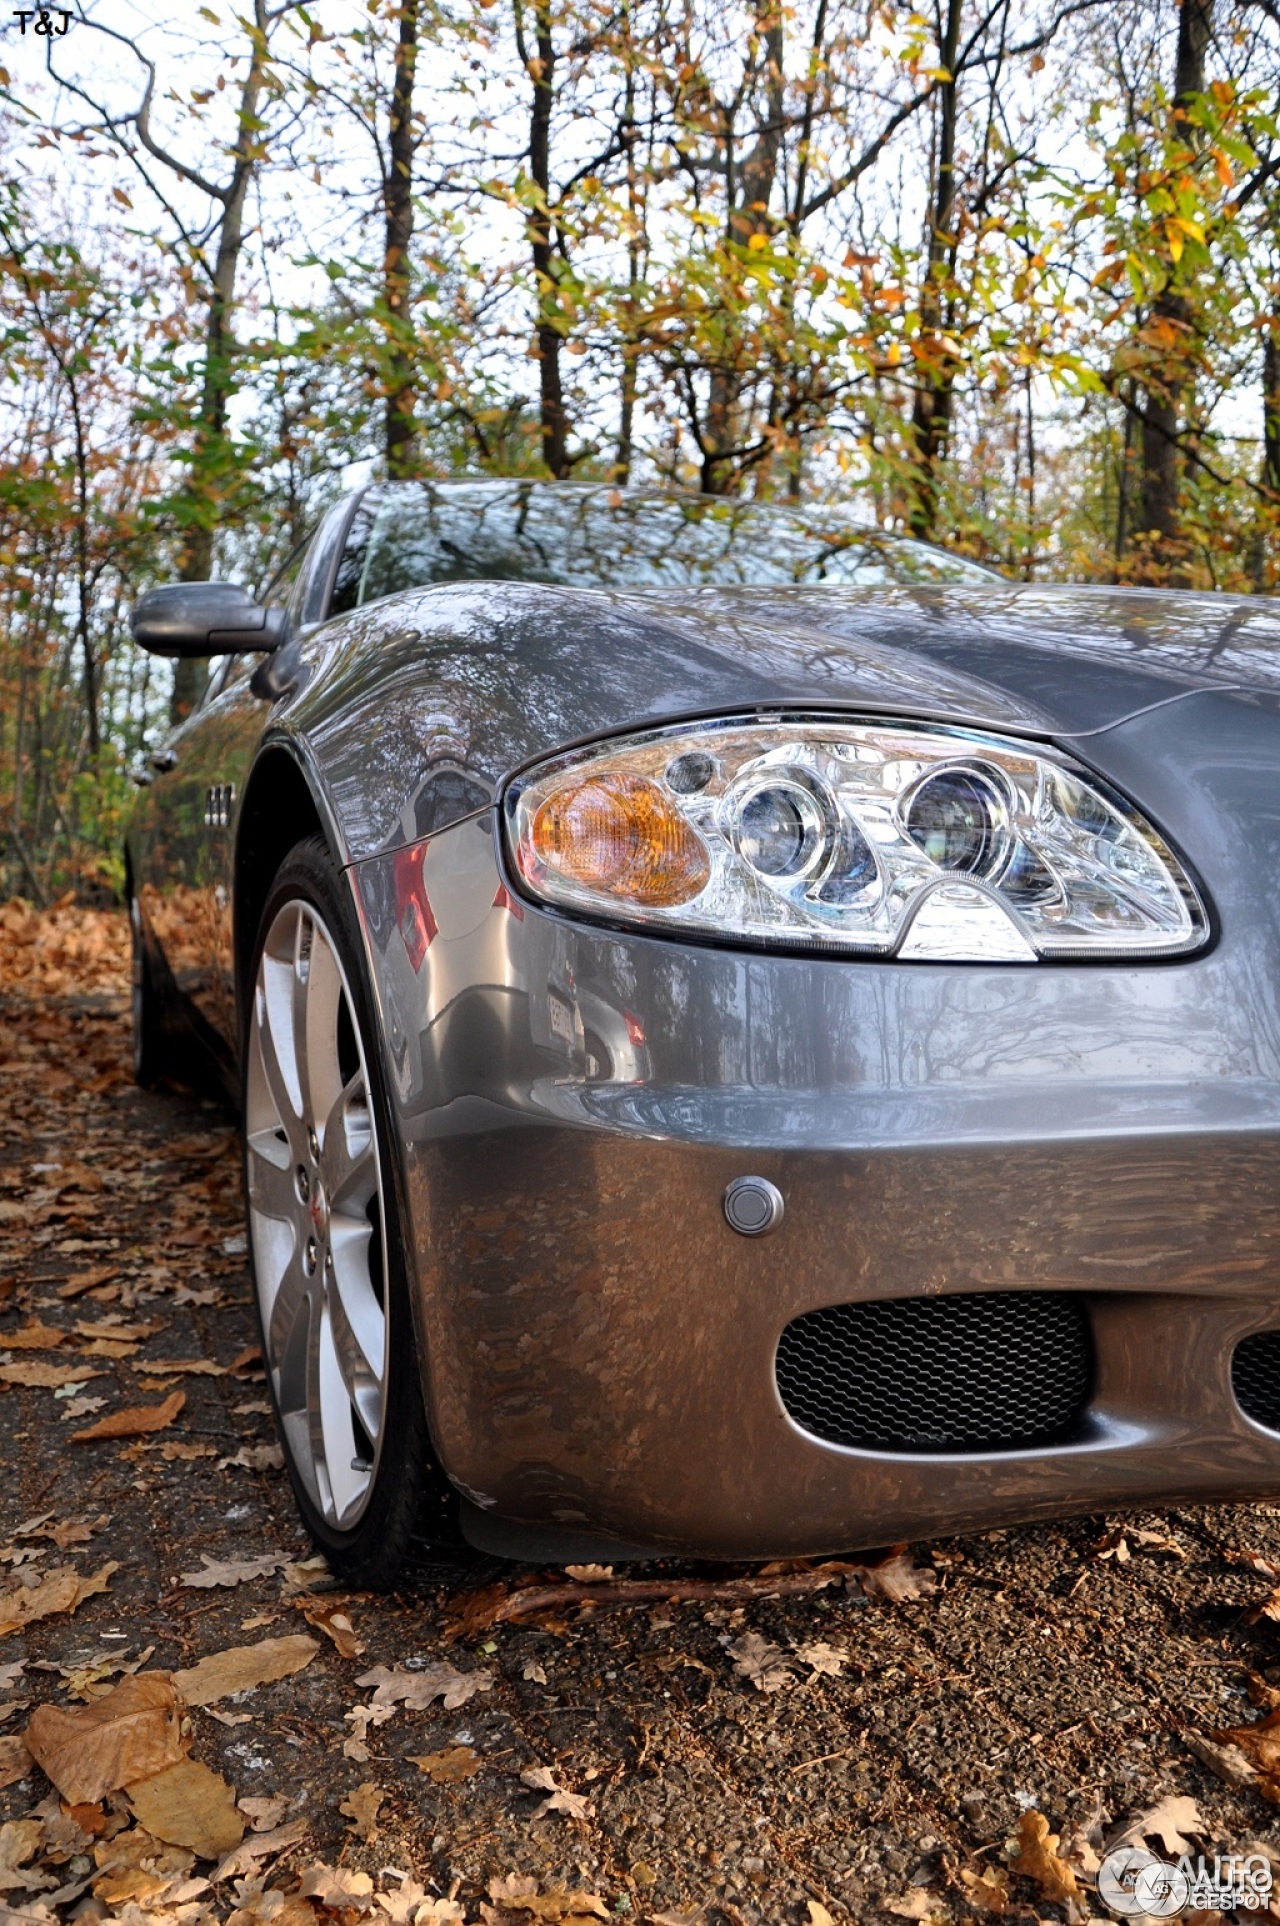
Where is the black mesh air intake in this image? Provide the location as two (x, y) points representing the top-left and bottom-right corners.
(775, 1290), (1093, 1454)
(1232, 1331), (1280, 1432)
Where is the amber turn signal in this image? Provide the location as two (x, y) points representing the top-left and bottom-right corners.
(527, 773), (711, 907)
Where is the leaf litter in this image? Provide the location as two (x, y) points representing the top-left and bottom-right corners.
(11, 913), (1280, 1924)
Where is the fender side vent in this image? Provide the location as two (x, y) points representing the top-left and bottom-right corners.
(775, 1290), (1093, 1454)
(1232, 1331), (1280, 1432)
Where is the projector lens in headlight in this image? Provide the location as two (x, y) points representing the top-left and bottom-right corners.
(737, 783), (823, 878)
(903, 765), (1008, 878)
(505, 716), (1209, 962)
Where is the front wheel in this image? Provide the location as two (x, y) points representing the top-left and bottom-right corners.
(243, 836), (460, 1587)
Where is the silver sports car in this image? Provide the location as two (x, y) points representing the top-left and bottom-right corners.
(126, 478), (1280, 1587)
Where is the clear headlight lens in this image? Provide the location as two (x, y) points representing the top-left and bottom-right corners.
(504, 716), (1208, 961)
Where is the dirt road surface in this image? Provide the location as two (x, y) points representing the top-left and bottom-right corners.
(2, 903), (1280, 1926)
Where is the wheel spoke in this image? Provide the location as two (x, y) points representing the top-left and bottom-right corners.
(267, 1250), (310, 1374)
(322, 1072), (376, 1212)
(290, 912), (316, 1128)
(305, 1289), (336, 1515)
(257, 954), (304, 1137)
(302, 912), (344, 1133)
(246, 1135), (297, 1225)
(327, 1253), (384, 1437)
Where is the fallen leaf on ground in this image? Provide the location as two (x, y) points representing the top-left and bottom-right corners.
(297, 1862), (375, 1909)
(56, 1266), (119, 1300)
(129, 1758), (244, 1859)
(805, 1905), (836, 1926)
(1013, 1811), (1085, 1917)
(228, 1879), (317, 1926)
(0, 1819), (46, 1893)
(960, 1866), (1011, 1913)
(161, 1441), (218, 1462)
(218, 1444), (285, 1472)
(15, 1515), (103, 1549)
(60, 1397), (106, 1421)
(487, 1875), (538, 1907)
(172, 1635), (319, 1707)
(210, 1818), (310, 1884)
(522, 1659), (547, 1684)
(72, 1391), (184, 1441)
(24, 1672), (187, 1803)
(134, 1358), (227, 1377)
(727, 1631), (795, 1693)
(855, 1549), (937, 1603)
(794, 1639), (845, 1678)
(280, 1556), (336, 1596)
(0, 1735), (31, 1789)
(0, 1361), (104, 1389)
(300, 1597), (364, 1659)
(74, 1319), (162, 1343)
(0, 1561), (117, 1638)
(1110, 1794), (1204, 1856)
(1202, 1708), (1280, 1804)
(179, 1553), (287, 1590)
(238, 1795), (289, 1833)
(410, 1744), (481, 1784)
(0, 1323), (67, 1352)
(378, 1877), (464, 1922)
(521, 1764), (589, 1820)
(340, 1781), (382, 1843)
(355, 1661), (494, 1712)
(883, 1893), (937, 1920)
(91, 1822), (197, 1907)
(563, 1564), (612, 1583)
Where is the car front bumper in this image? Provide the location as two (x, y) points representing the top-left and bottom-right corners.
(351, 693), (1280, 1558)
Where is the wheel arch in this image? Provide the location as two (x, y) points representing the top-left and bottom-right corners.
(233, 740), (347, 1041)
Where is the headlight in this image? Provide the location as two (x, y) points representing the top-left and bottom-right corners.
(504, 716), (1209, 961)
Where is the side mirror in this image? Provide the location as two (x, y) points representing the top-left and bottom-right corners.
(130, 582), (290, 658)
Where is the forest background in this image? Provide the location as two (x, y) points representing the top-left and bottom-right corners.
(0, 0), (1275, 901)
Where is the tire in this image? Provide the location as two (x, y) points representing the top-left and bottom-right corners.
(242, 835), (466, 1588)
(130, 893), (168, 1090)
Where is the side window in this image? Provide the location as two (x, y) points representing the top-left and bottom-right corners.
(329, 495), (379, 616)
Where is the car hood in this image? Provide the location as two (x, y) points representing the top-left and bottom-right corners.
(293, 578), (1280, 859)
(624, 580), (1280, 735)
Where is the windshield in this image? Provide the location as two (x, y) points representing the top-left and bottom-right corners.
(332, 481), (995, 613)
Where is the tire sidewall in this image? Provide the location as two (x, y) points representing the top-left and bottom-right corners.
(242, 836), (432, 1575)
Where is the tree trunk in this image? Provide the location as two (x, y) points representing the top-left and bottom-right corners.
(702, 7), (784, 494)
(525, 0), (567, 478)
(907, 0), (962, 541)
(1135, 0), (1213, 578)
(1115, 388), (1136, 567)
(615, 13), (641, 484)
(1263, 320), (1280, 499)
(171, 1), (269, 724)
(385, 0), (420, 480)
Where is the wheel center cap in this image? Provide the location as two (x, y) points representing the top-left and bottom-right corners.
(309, 1181), (330, 1242)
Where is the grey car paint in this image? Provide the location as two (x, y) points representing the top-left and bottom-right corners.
(128, 504), (1280, 1560)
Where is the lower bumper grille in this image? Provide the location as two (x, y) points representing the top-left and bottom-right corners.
(1232, 1331), (1280, 1432)
(775, 1290), (1093, 1454)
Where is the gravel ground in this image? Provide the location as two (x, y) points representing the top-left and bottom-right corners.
(1, 959), (1280, 1924)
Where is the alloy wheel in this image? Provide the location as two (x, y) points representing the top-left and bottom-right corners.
(245, 899), (389, 1530)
